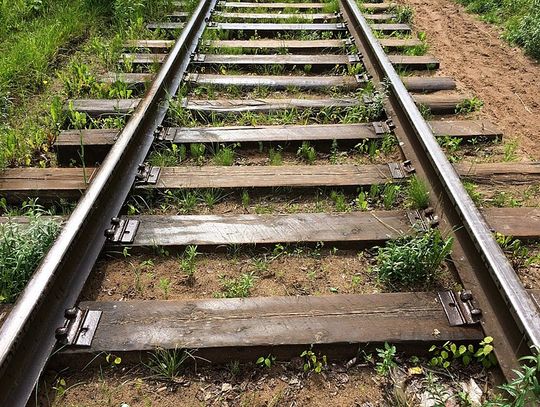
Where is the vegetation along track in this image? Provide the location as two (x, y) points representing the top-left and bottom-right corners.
(0, 0), (539, 405)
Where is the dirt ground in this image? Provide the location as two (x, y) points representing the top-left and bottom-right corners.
(399, 0), (540, 160)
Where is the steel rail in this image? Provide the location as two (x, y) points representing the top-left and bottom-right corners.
(339, 0), (540, 378)
(0, 0), (217, 405)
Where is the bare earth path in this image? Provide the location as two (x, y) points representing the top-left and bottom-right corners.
(400, 0), (540, 159)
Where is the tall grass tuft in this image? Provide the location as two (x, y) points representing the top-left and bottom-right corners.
(0, 213), (60, 303)
(375, 229), (453, 288)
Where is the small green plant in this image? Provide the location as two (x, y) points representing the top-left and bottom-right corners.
(406, 176), (430, 209)
(213, 144), (236, 166)
(429, 337), (497, 369)
(256, 354), (276, 368)
(145, 347), (194, 382)
(382, 183), (400, 209)
(375, 229), (453, 287)
(463, 181), (483, 206)
(495, 233), (531, 269)
(268, 147), (283, 165)
(241, 190), (250, 208)
(438, 135), (462, 162)
(179, 245), (199, 283)
(375, 342), (397, 375)
(190, 143), (206, 165)
(355, 191), (369, 211)
(297, 141), (317, 164)
(491, 346), (540, 406)
(300, 348), (327, 374)
(105, 353), (122, 368)
(252, 256), (269, 274)
(456, 97), (484, 114)
(218, 272), (255, 298)
(201, 188), (225, 209)
(330, 190), (351, 212)
(503, 139), (518, 162)
(158, 277), (171, 299)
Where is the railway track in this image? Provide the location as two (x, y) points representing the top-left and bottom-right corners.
(0, 0), (539, 404)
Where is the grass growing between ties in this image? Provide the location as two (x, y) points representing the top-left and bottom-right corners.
(0, 204), (60, 303)
(374, 229), (453, 289)
(456, 0), (540, 59)
(0, 0), (181, 169)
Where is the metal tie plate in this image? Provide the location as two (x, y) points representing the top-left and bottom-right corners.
(438, 290), (482, 326)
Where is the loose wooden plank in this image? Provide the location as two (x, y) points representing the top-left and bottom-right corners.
(428, 120), (502, 139)
(186, 73), (361, 89)
(0, 167), (92, 200)
(69, 293), (482, 355)
(119, 53), (166, 64)
(214, 12), (338, 21)
(147, 164), (395, 189)
(401, 77), (455, 92)
(54, 121), (501, 162)
(181, 97), (362, 113)
(7, 162), (540, 199)
(97, 72), (153, 85)
(379, 38), (422, 47)
(66, 99), (140, 118)
(124, 39), (174, 51)
(370, 23), (411, 33)
(4, 207), (540, 241)
(364, 13), (395, 21)
(128, 212), (414, 246)
(205, 39), (347, 50)
(482, 207), (540, 240)
(211, 22), (345, 31)
(0, 164), (393, 198)
(162, 122), (383, 143)
(147, 22), (185, 30)
(388, 55), (440, 69)
(362, 3), (395, 11)
(193, 53), (357, 65)
(456, 162), (540, 185)
(413, 94), (467, 114)
(221, 2), (326, 9)
(166, 11), (189, 19)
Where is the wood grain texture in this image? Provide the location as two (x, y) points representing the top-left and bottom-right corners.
(146, 22), (185, 30)
(401, 77), (455, 92)
(379, 38), (422, 47)
(214, 12), (338, 20)
(212, 23), (345, 31)
(205, 39), (346, 50)
(182, 97), (361, 113)
(221, 2), (326, 9)
(428, 120), (502, 139)
(413, 94), (467, 114)
(194, 53), (353, 65)
(388, 55), (440, 69)
(73, 293), (482, 353)
(370, 23), (411, 33)
(124, 39), (174, 51)
(129, 212), (413, 246)
(66, 99), (140, 117)
(148, 164), (394, 189)
(97, 73), (153, 85)
(362, 3), (395, 11)
(186, 73), (361, 89)
(3, 208), (539, 240)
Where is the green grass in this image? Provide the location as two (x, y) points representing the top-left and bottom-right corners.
(456, 0), (540, 59)
(375, 229), (453, 289)
(0, 208), (60, 303)
(0, 0), (177, 169)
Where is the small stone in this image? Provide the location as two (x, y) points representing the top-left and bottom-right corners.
(221, 383), (233, 393)
(432, 328), (441, 337)
(460, 378), (483, 407)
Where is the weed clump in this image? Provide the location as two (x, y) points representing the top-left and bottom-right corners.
(0, 214), (60, 303)
(374, 229), (453, 288)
